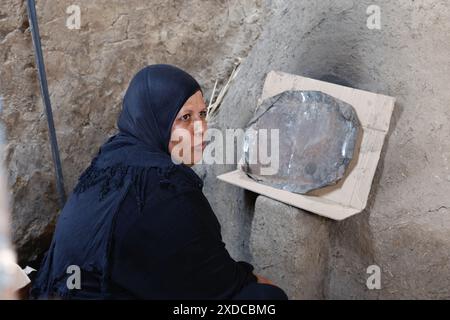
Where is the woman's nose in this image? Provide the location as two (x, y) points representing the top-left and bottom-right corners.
(193, 119), (206, 136)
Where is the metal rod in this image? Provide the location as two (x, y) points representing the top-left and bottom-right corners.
(26, 0), (66, 207)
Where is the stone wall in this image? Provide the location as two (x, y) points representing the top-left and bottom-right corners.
(0, 0), (269, 264)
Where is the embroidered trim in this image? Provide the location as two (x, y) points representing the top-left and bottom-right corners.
(73, 159), (178, 204)
(73, 162), (131, 201)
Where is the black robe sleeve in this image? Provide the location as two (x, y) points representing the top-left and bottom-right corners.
(109, 185), (257, 299)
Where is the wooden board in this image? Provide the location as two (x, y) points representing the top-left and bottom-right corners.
(217, 71), (395, 220)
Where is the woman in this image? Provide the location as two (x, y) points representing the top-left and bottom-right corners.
(30, 64), (288, 300)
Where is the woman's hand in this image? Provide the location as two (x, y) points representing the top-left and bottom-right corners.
(254, 273), (274, 285)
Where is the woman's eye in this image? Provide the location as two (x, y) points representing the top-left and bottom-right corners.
(200, 111), (207, 118)
(181, 114), (191, 121)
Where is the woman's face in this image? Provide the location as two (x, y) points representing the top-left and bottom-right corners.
(168, 90), (208, 166)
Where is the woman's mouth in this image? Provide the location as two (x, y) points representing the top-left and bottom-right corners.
(194, 141), (207, 150)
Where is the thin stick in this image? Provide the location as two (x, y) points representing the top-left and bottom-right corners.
(206, 58), (242, 121)
(206, 79), (218, 117)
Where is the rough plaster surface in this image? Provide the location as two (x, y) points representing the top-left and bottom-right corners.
(201, 0), (450, 299)
(250, 195), (330, 299)
(2, 0), (450, 299)
(0, 0), (269, 264)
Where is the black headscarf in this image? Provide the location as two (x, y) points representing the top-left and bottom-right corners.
(117, 63), (203, 156)
(30, 64), (206, 298)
